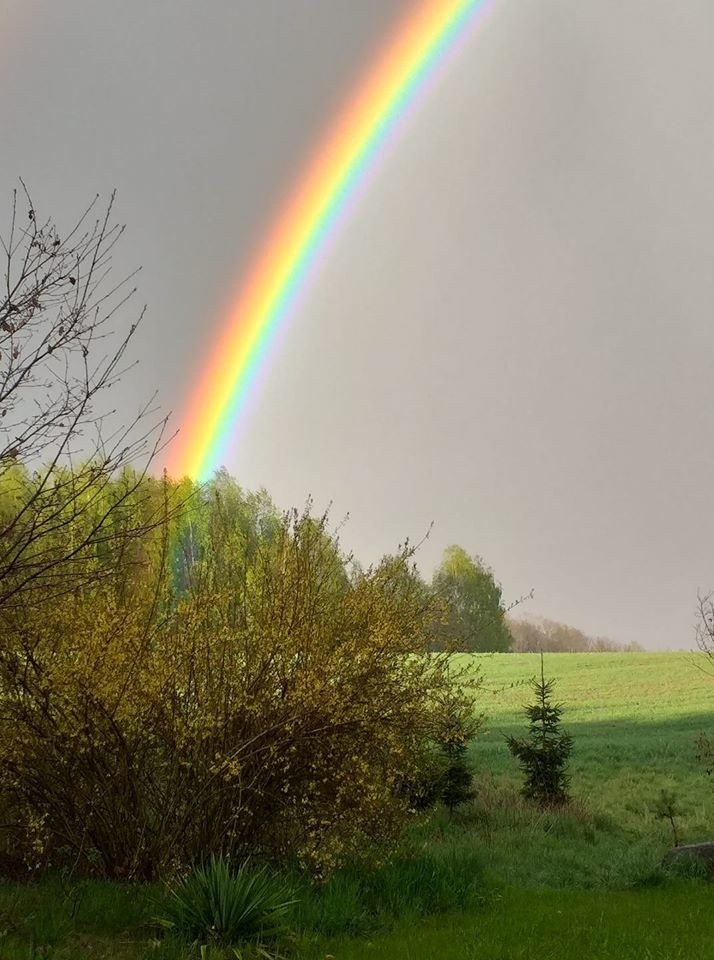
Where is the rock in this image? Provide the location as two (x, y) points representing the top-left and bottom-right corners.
(663, 842), (714, 875)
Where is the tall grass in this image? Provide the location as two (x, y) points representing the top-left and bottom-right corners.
(0, 876), (155, 957)
(294, 844), (485, 937)
(0, 848), (485, 956)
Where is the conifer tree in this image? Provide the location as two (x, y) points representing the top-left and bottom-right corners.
(506, 654), (573, 807)
(440, 739), (474, 816)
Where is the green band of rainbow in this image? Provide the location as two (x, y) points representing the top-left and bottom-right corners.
(168, 0), (494, 481)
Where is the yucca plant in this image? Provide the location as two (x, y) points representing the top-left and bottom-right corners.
(156, 856), (297, 948)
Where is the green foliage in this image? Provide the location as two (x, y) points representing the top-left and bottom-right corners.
(432, 545), (511, 652)
(156, 856), (296, 947)
(431, 669), (481, 815)
(439, 652), (714, 889)
(505, 654), (573, 807)
(393, 751), (447, 813)
(354, 847), (484, 922)
(440, 740), (475, 815)
(695, 730), (714, 778)
(0, 652), (710, 959)
(394, 740), (475, 818)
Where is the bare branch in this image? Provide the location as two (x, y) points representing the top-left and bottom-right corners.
(0, 184), (179, 611)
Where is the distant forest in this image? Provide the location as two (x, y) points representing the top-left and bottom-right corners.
(508, 616), (642, 653)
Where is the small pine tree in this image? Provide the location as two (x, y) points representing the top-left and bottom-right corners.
(432, 676), (479, 816)
(505, 653), (573, 807)
(440, 739), (474, 815)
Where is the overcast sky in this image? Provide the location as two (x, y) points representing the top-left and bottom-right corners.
(2, 0), (714, 649)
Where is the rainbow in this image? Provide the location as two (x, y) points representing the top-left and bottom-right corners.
(168, 0), (495, 481)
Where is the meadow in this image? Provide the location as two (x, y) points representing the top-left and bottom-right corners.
(2, 651), (713, 959)
(465, 651), (714, 885)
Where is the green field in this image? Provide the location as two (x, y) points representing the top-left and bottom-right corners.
(3, 652), (714, 959)
(462, 651), (714, 886)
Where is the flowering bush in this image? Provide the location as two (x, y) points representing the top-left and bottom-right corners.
(0, 473), (477, 878)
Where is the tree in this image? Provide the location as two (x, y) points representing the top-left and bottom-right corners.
(694, 591), (714, 792)
(431, 545), (512, 652)
(432, 673), (480, 816)
(440, 740), (474, 816)
(505, 654), (573, 807)
(696, 592), (714, 661)
(0, 184), (171, 613)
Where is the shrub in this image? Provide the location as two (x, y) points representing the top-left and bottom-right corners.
(394, 687), (481, 817)
(654, 790), (682, 847)
(505, 654), (573, 807)
(393, 751), (447, 813)
(0, 475), (478, 878)
(156, 856), (296, 947)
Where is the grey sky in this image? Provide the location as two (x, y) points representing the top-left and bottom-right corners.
(2, 0), (714, 649)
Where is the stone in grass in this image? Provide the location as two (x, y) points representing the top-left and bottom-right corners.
(663, 842), (714, 876)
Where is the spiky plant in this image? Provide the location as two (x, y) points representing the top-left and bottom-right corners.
(156, 856), (296, 948)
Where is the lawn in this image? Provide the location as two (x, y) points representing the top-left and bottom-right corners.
(307, 885), (714, 960)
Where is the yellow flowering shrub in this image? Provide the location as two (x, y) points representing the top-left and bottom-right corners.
(0, 473), (477, 878)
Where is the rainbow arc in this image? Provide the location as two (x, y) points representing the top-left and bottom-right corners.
(168, 0), (494, 481)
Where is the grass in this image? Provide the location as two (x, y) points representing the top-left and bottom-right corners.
(2, 879), (712, 959)
(2, 652), (713, 958)
(302, 884), (714, 960)
(422, 652), (714, 889)
(292, 843), (486, 937)
(0, 848), (487, 957)
(479, 654), (714, 812)
(470, 652), (714, 796)
(0, 877), (155, 958)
